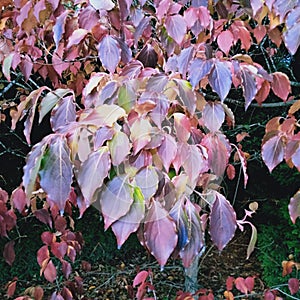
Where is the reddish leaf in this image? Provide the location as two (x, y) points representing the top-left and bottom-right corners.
(226, 276), (235, 291)
(51, 241), (67, 260)
(100, 175), (134, 230)
(289, 190), (300, 224)
(66, 29), (88, 48)
(112, 186), (145, 248)
(208, 60), (232, 102)
(0, 188), (8, 203)
(11, 186), (27, 213)
(165, 15), (187, 45)
(157, 134), (177, 172)
(3, 240), (15, 266)
(202, 101), (225, 133)
(218, 31), (234, 55)
(77, 147), (111, 207)
(97, 35), (120, 73)
(226, 164), (236, 180)
(209, 192), (236, 251)
(37, 245), (50, 267)
(6, 279), (17, 298)
(271, 72), (291, 101)
(44, 260), (57, 283)
(34, 209), (53, 228)
(234, 148), (248, 188)
(235, 277), (248, 294)
(34, 286), (44, 300)
(41, 231), (55, 246)
(262, 133), (285, 172)
(133, 270), (149, 287)
(39, 135), (73, 213)
(264, 290), (276, 300)
(288, 278), (299, 295)
(61, 259), (72, 279)
(144, 201), (178, 269)
(245, 276), (255, 292)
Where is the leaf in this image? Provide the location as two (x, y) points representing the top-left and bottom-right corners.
(235, 277), (248, 294)
(118, 81), (137, 113)
(255, 80), (270, 105)
(271, 72), (291, 101)
(173, 113), (191, 143)
(109, 131), (131, 165)
(44, 260), (57, 283)
(241, 68), (257, 110)
(208, 60), (232, 102)
(39, 135), (73, 213)
(130, 118), (153, 154)
(90, 0), (115, 10)
(289, 99), (300, 115)
(100, 176), (134, 230)
(157, 134), (177, 172)
(202, 101), (225, 133)
(94, 126), (114, 148)
(39, 88), (73, 123)
(288, 278), (299, 295)
(135, 166), (159, 200)
(177, 46), (194, 78)
(53, 10), (69, 50)
(6, 279), (17, 298)
(66, 29), (88, 48)
(133, 270), (149, 287)
(179, 199), (205, 268)
(51, 96), (76, 131)
(218, 31), (234, 55)
(188, 58), (213, 89)
(234, 148), (248, 188)
(284, 16), (300, 55)
(165, 15), (187, 45)
(111, 186), (145, 248)
(2, 52), (13, 81)
(144, 201), (178, 269)
(137, 44), (158, 68)
(77, 147), (111, 207)
(246, 223), (257, 259)
(23, 139), (49, 198)
(175, 79), (196, 114)
(289, 190), (300, 224)
(3, 240), (15, 266)
(11, 186), (27, 213)
(261, 133), (285, 172)
(209, 192), (236, 251)
(97, 35), (120, 73)
(80, 104), (126, 127)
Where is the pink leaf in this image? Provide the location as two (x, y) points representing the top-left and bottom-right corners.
(133, 270), (149, 287)
(39, 135), (73, 213)
(66, 29), (89, 49)
(11, 186), (27, 213)
(173, 113), (191, 143)
(235, 277), (248, 294)
(33, 0), (46, 22)
(218, 31), (234, 55)
(245, 276), (255, 292)
(97, 35), (120, 73)
(79, 5), (100, 30)
(41, 231), (55, 246)
(77, 147), (111, 207)
(209, 192), (236, 251)
(100, 176), (133, 230)
(203, 101), (225, 133)
(157, 134), (177, 172)
(288, 278), (299, 295)
(271, 72), (291, 101)
(144, 201), (178, 269)
(61, 259), (72, 279)
(261, 133), (285, 172)
(0, 188), (8, 203)
(3, 240), (15, 266)
(44, 260), (57, 283)
(208, 60), (232, 102)
(165, 15), (187, 45)
(289, 190), (300, 224)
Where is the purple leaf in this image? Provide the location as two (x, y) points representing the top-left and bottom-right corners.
(94, 126), (114, 148)
(3, 241), (15, 266)
(112, 186), (145, 248)
(177, 46), (194, 78)
(209, 192), (236, 251)
(66, 29), (89, 49)
(135, 166), (159, 201)
(241, 68), (257, 110)
(53, 10), (69, 50)
(188, 58), (213, 89)
(144, 201), (178, 269)
(97, 35), (121, 73)
(50, 95), (76, 132)
(108, 131), (131, 165)
(157, 134), (177, 172)
(208, 60), (232, 102)
(39, 135), (73, 213)
(77, 147), (111, 207)
(90, 0), (115, 10)
(289, 190), (300, 224)
(165, 15), (187, 45)
(175, 79), (196, 114)
(100, 176), (133, 230)
(11, 186), (28, 213)
(202, 101), (225, 133)
(261, 133), (285, 172)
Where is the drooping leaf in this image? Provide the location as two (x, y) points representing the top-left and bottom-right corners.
(130, 118), (153, 154)
(217, 30), (234, 55)
(135, 166), (159, 200)
(11, 186), (27, 213)
(94, 126), (114, 148)
(144, 200), (178, 269)
(109, 131), (131, 165)
(188, 58), (213, 89)
(44, 260), (57, 283)
(246, 223), (257, 259)
(234, 148), (248, 188)
(202, 101), (225, 133)
(271, 72), (291, 101)
(288, 278), (300, 295)
(149, 93), (169, 129)
(241, 68), (257, 110)
(284, 10), (300, 55)
(289, 190), (300, 224)
(173, 113), (191, 143)
(209, 192), (236, 251)
(50, 95), (76, 131)
(39, 135), (73, 213)
(157, 134), (177, 172)
(100, 175), (133, 230)
(77, 147), (111, 207)
(179, 199), (205, 268)
(53, 10), (69, 50)
(3, 240), (15, 266)
(90, 0), (115, 10)
(177, 46), (194, 78)
(165, 15), (187, 45)
(261, 133), (285, 172)
(118, 81), (137, 113)
(97, 35), (121, 73)
(111, 186), (145, 248)
(174, 79), (196, 114)
(136, 44), (158, 68)
(2, 52), (13, 81)
(66, 29), (88, 48)
(208, 60), (232, 102)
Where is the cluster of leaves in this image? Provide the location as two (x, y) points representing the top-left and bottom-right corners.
(1, 0), (300, 298)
